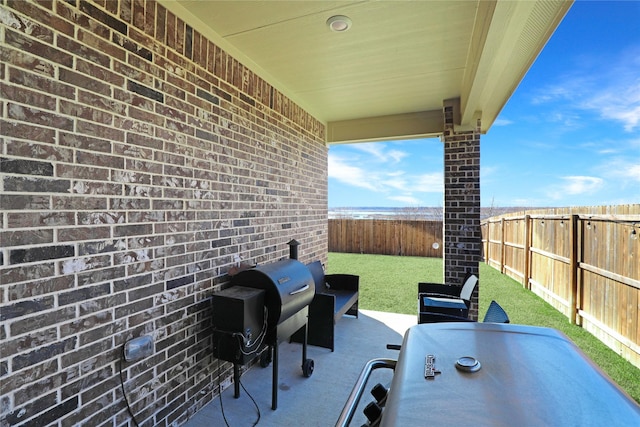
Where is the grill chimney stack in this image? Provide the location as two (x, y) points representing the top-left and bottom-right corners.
(288, 239), (300, 260)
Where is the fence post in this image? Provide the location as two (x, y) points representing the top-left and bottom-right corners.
(485, 221), (491, 265)
(569, 214), (579, 324)
(524, 215), (531, 289)
(500, 218), (506, 274)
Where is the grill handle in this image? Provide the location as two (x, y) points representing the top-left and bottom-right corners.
(289, 284), (310, 295)
(335, 358), (397, 427)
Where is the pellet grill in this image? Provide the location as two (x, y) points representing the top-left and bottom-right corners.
(212, 253), (315, 410)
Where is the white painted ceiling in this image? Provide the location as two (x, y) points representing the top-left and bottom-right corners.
(164, 1), (572, 143)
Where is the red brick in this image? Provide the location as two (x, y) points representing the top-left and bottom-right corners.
(57, 34), (111, 67)
(59, 68), (110, 96)
(4, 28), (72, 67)
(8, 66), (73, 97)
(57, 226), (111, 243)
(0, 83), (56, 111)
(59, 131), (113, 152)
(77, 120), (125, 142)
(3, 2), (55, 42)
(1, 47), (55, 78)
(120, 0), (133, 23)
(60, 100), (113, 126)
(77, 58), (125, 86)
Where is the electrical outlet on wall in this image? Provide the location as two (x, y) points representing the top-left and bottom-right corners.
(124, 336), (154, 362)
(220, 377), (232, 393)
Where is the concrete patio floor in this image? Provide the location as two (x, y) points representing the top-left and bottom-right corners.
(182, 310), (416, 427)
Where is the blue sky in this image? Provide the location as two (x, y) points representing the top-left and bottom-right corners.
(328, 1), (640, 209)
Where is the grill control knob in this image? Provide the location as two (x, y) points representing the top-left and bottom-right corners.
(363, 401), (382, 423)
(371, 383), (388, 404)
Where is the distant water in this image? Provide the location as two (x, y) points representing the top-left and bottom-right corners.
(329, 206), (530, 220)
(328, 207), (442, 220)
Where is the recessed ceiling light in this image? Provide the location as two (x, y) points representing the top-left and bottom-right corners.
(327, 15), (352, 32)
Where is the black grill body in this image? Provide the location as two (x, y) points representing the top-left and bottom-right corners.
(223, 258), (315, 409)
(231, 259), (314, 340)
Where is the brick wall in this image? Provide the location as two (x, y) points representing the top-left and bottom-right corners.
(0, 1), (327, 426)
(442, 105), (481, 319)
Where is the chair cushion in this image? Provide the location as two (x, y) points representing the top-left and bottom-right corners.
(459, 275), (478, 302)
(422, 296), (467, 310)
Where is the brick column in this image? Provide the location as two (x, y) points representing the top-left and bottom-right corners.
(442, 104), (481, 319)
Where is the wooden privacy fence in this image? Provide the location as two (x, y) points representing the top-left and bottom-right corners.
(328, 219), (443, 258)
(481, 205), (640, 368)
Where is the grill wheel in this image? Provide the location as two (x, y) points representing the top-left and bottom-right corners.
(302, 358), (314, 377)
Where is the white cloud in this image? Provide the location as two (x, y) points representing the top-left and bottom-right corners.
(328, 154), (378, 191)
(378, 172), (443, 194)
(414, 173), (443, 191)
(581, 135), (640, 195)
(510, 197), (547, 207)
(578, 135), (640, 157)
(328, 144), (442, 205)
(563, 176), (603, 194)
(389, 195), (421, 205)
(582, 80), (640, 132)
(384, 175), (409, 192)
(549, 112), (583, 129)
(387, 149), (408, 163)
(493, 118), (514, 126)
(597, 157), (640, 185)
(352, 143), (408, 164)
(532, 46), (640, 132)
(546, 175), (604, 200)
(352, 143), (385, 160)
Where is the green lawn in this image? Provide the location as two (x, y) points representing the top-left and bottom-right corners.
(326, 252), (640, 403)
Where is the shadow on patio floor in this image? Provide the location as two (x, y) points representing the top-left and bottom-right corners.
(182, 310), (416, 427)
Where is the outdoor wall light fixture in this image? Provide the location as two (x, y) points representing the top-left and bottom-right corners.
(327, 15), (352, 32)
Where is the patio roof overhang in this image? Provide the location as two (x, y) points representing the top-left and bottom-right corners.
(162, 1), (572, 143)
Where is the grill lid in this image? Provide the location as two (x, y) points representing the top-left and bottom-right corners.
(231, 259), (314, 328)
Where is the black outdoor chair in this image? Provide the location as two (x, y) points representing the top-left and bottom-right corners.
(418, 273), (478, 323)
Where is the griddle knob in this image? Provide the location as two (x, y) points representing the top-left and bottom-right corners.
(371, 383), (388, 404)
(363, 401), (382, 423)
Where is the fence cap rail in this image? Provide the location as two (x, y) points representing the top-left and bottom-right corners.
(482, 213), (640, 223)
(576, 214), (640, 222)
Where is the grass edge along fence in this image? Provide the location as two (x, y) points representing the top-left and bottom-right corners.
(481, 204), (640, 369)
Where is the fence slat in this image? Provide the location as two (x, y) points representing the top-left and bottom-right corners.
(328, 219), (443, 258)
